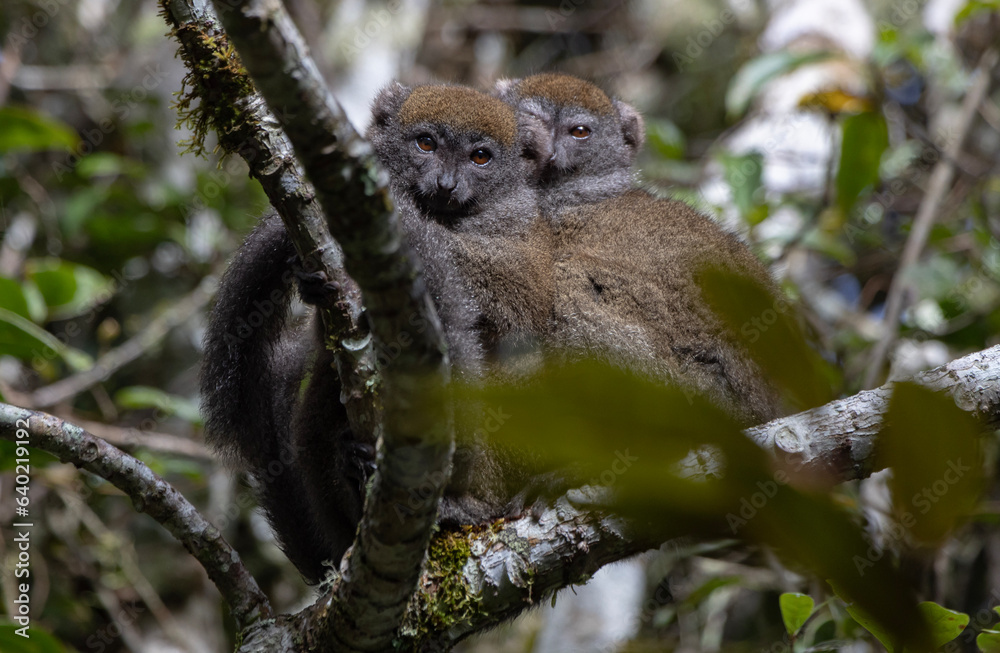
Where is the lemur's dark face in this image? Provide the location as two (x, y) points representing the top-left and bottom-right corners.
(399, 124), (516, 224)
(517, 98), (639, 186)
(367, 83), (528, 228)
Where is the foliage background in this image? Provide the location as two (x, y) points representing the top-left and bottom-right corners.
(0, 0), (999, 650)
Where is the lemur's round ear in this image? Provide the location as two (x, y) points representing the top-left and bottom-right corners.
(370, 82), (411, 128)
(492, 78), (521, 104)
(517, 108), (553, 174)
(614, 99), (645, 153)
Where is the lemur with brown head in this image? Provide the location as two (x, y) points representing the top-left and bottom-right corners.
(494, 73), (645, 220)
(499, 73), (780, 423)
(201, 83), (553, 583)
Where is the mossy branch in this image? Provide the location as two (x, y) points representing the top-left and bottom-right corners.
(164, 0), (456, 649)
(0, 403), (272, 631)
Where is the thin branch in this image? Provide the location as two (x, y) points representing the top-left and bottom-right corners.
(55, 414), (212, 460)
(750, 343), (1000, 477)
(159, 0), (378, 443)
(10, 338), (1000, 650)
(206, 1), (456, 649)
(52, 488), (198, 652)
(863, 48), (998, 388)
(29, 278), (216, 408)
(0, 403), (272, 631)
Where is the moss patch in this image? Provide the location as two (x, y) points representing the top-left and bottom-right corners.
(398, 527), (484, 646)
(159, 2), (255, 157)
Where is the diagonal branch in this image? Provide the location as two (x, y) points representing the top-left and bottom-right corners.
(203, 0), (456, 649)
(159, 0), (377, 444)
(7, 339), (1000, 649)
(751, 343), (1000, 476)
(862, 48), (998, 388)
(0, 403), (272, 631)
(28, 278), (216, 408)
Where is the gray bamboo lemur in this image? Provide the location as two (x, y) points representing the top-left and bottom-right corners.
(201, 84), (553, 583)
(498, 73), (780, 423)
(494, 73), (645, 219)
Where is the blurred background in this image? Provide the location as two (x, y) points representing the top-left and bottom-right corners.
(0, 0), (999, 650)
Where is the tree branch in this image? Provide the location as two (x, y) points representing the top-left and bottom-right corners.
(181, 0), (457, 648)
(159, 0), (378, 444)
(0, 403), (272, 631)
(862, 48), (998, 388)
(28, 277), (216, 408)
(750, 343), (1000, 478)
(9, 340), (1000, 649)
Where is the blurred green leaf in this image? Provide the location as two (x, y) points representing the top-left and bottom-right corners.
(0, 277), (32, 320)
(836, 111), (888, 215)
(464, 361), (928, 650)
(978, 629), (1000, 652)
(115, 386), (202, 425)
(697, 265), (835, 411)
(76, 152), (132, 178)
(0, 623), (68, 652)
(646, 119), (686, 160)
(62, 186), (111, 238)
(955, 0), (1000, 24)
(780, 592), (815, 637)
(720, 151), (768, 225)
(726, 51), (833, 118)
(0, 307), (92, 370)
(880, 383), (983, 544)
(24, 258), (113, 320)
(836, 591), (897, 651)
(0, 440), (58, 471)
(917, 602), (968, 648)
(0, 106), (78, 154)
(684, 576), (743, 607)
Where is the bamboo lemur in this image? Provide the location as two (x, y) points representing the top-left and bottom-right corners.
(201, 84), (553, 583)
(498, 73), (780, 423)
(494, 73), (645, 219)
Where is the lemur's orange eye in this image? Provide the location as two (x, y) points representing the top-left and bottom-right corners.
(416, 136), (437, 152)
(570, 125), (591, 139)
(470, 149), (492, 166)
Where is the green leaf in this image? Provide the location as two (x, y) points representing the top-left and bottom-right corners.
(115, 386), (202, 425)
(646, 119), (686, 160)
(780, 592), (815, 637)
(0, 307), (92, 370)
(977, 629), (1000, 653)
(61, 185), (111, 238)
(720, 151), (767, 224)
(0, 277), (31, 320)
(462, 360), (928, 650)
(917, 601), (968, 648)
(0, 106), (78, 154)
(0, 622), (68, 652)
(697, 265), (835, 411)
(880, 383), (983, 543)
(457, 361), (766, 524)
(836, 111), (888, 215)
(836, 592), (897, 651)
(726, 51), (834, 118)
(24, 258), (113, 320)
(76, 152), (135, 178)
(955, 0), (1000, 25)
